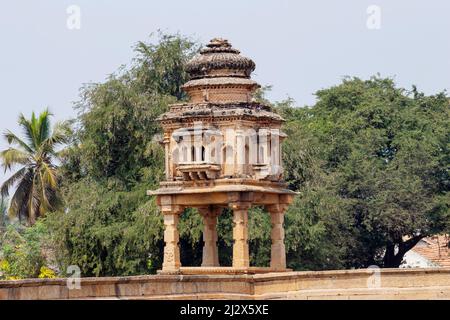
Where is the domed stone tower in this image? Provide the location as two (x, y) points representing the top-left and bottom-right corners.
(149, 38), (295, 274)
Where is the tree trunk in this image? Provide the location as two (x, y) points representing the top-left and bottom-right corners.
(383, 244), (396, 268)
(383, 236), (425, 268)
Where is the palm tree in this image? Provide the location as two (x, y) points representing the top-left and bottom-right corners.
(0, 110), (70, 225)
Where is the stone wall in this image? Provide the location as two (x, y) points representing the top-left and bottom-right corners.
(1, 268), (450, 300)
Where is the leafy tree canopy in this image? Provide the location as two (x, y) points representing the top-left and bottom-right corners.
(280, 76), (450, 268)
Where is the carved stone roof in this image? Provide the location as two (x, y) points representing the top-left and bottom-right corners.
(186, 38), (256, 80)
(158, 38), (280, 124)
(158, 102), (284, 124)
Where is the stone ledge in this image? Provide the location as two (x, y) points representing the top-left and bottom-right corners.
(1, 268), (450, 300)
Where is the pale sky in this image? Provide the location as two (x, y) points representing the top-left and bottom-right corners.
(1, 0), (449, 184)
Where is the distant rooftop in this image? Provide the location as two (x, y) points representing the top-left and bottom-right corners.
(410, 235), (450, 268)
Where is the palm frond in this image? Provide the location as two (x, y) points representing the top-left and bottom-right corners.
(41, 120), (72, 155)
(18, 113), (38, 151)
(3, 130), (34, 153)
(1, 167), (27, 198)
(41, 162), (58, 189)
(26, 173), (40, 225)
(37, 108), (52, 146)
(38, 160), (61, 214)
(8, 168), (34, 221)
(37, 168), (49, 211)
(1, 195), (9, 216)
(0, 148), (30, 172)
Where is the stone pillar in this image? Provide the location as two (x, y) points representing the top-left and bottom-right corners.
(194, 122), (203, 163)
(163, 133), (171, 180)
(195, 143), (202, 163)
(270, 129), (280, 176)
(185, 135), (193, 163)
(223, 127), (235, 175)
(161, 205), (183, 271)
(236, 129), (245, 175)
(204, 137), (211, 163)
(230, 202), (251, 268)
(266, 204), (287, 270)
(257, 128), (267, 164)
(198, 207), (220, 267)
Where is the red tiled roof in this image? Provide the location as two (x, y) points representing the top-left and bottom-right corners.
(411, 235), (450, 268)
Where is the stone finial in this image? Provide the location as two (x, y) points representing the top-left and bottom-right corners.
(207, 38), (232, 48)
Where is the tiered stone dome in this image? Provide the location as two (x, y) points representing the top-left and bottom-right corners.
(186, 38), (256, 79)
(183, 38), (260, 103)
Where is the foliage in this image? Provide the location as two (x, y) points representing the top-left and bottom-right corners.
(280, 76), (450, 268)
(38, 266), (56, 279)
(45, 179), (164, 276)
(0, 110), (71, 225)
(0, 221), (52, 280)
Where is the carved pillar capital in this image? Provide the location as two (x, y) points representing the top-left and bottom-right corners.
(229, 201), (252, 211)
(265, 203), (288, 214)
(160, 204), (184, 215)
(162, 132), (171, 144)
(197, 206), (222, 218)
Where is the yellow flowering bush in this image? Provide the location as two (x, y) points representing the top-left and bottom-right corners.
(0, 259), (10, 272)
(38, 266), (56, 279)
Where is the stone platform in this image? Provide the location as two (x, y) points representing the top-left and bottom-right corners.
(157, 267), (292, 275)
(1, 268), (450, 300)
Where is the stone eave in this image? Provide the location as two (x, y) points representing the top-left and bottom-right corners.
(167, 101), (274, 112)
(157, 102), (284, 124)
(159, 115), (284, 127)
(147, 183), (297, 196)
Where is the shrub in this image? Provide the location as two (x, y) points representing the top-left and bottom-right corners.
(0, 221), (54, 279)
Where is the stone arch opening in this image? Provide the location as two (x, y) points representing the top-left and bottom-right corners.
(201, 146), (206, 162)
(245, 136), (250, 171)
(191, 146), (196, 162)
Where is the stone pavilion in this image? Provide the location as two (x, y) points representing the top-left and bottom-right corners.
(148, 38), (295, 274)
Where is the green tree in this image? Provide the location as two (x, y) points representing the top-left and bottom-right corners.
(281, 76), (450, 268)
(45, 180), (164, 276)
(48, 33), (201, 276)
(0, 110), (70, 225)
